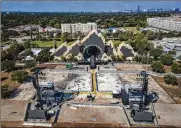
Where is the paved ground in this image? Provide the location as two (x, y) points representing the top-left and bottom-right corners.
(65, 74), (92, 91)
(41, 69), (92, 92)
(97, 73), (121, 92)
(58, 104), (129, 127)
(1, 100), (27, 122)
(154, 103), (181, 127)
(8, 82), (36, 101)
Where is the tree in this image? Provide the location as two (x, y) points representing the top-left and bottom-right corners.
(19, 49), (34, 60)
(171, 63), (181, 74)
(49, 19), (56, 27)
(40, 20), (47, 28)
(160, 54), (174, 66)
(141, 56), (153, 64)
(36, 48), (52, 63)
(11, 70), (28, 83)
(179, 55), (181, 61)
(61, 32), (69, 43)
(117, 56), (123, 61)
(150, 48), (163, 60)
(1, 51), (8, 61)
(1, 30), (20, 42)
(168, 50), (176, 56)
(54, 23), (60, 28)
(25, 60), (36, 69)
(1, 83), (10, 98)
(164, 74), (177, 85)
(156, 45), (163, 50)
(54, 41), (57, 49)
(136, 25), (140, 31)
(103, 33), (108, 42)
(151, 61), (165, 73)
(127, 33), (153, 56)
(147, 31), (155, 40)
(68, 55), (76, 61)
(1, 59), (15, 72)
(122, 55), (126, 61)
(60, 56), (67, 61)
(111, 55), (118, 61)
(8, 43), (25, 60)
(36, 35), (42, 41)
(133, 55), (142, 62)
(23, 41), (32, 49)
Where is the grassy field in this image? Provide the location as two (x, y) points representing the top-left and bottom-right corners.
(32, 40), (76, 47)
(32, 41), (64, 47)
(120, 27), (140, 34)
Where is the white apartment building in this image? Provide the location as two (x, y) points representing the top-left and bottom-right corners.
(61, 23), (97, 34)
(147, 16), (181, 32)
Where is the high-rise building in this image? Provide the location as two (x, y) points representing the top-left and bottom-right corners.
(137, 5), (140, 13)
(147, 16), (181, 32)
(174, 8), (180, 13)
(61, 23), (97, 34)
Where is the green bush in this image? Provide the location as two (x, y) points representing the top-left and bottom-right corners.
(1, 59), (15, 72)
(160, 54), (174, 66)
(151, 61), (165, 73)
(11, 70), (28, 83)
(141, 56), (153, 64)
(164, 74), (177, 85)
(150, 48), (163, 60)
(1, 83), (11, 98)
(36, 48), (52, 62)
(171, 63), (181, 74)
(168, 50), (176, 55)
(25, 60), (36, 69)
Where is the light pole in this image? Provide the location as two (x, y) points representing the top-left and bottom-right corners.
(146, 52), (150, 72)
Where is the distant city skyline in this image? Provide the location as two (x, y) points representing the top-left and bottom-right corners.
(2, 1), (181, 12)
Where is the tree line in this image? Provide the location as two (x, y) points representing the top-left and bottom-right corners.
(2, 12), (171, 30)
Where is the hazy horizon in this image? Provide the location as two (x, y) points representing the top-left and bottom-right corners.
(2, 1), (181, 12)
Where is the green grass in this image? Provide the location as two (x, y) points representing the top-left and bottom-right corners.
(119, 27), (140, 34)
(32, 40), (76, 47)
(112, 40), (123, 48)
(32, 41), (64, 47)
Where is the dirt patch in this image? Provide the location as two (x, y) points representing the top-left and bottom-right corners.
(115, 64), (144, 70)
(0, 72), (20, 91)
(163, 65), (171, 73)
(1, 69), (33, 92)
(37, 64), (65, 69)
(1, 100), (27, 122)
(1, 121), (23, 127)
(142, 65), (152, 70)
(57, 104), (129, 127)
(152, 76), (181, 104)
(54, 122), (126, 128)
(142, 65), (171, 73)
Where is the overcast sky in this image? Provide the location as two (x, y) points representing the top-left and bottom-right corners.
(2, 1), (181, 12)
